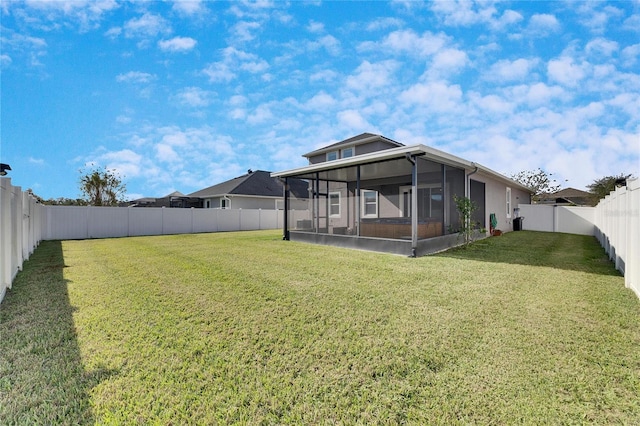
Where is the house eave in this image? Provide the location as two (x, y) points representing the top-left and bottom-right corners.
(273, 144), (533, 194)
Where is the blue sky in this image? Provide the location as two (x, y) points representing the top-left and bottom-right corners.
(1, 0), (638, 201)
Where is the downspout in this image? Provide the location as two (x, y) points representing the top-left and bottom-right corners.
(281, 177), (290, 240)
(466, 164), (479, 198)
(406, 154), (418, 258)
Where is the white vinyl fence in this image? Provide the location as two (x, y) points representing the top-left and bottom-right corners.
(43, 205), (284, 240)
(594, 179), (639, 299)
(0, 178), (44, 304)
(518, 205), (596, 236)
(519, 179), (639, 299)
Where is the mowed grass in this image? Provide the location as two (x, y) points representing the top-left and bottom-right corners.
(1, 230), (639, 424)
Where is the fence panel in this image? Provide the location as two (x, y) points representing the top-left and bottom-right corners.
(1, 178), (43, 304)
(42, 206), (283, 240)
(193, 208), (218, 233)
(595, 179), (639, 298)
(518, 204), (595, 235)
(129, 208), (164, 236)
(46, 206), (89, 240)
(88, 207), (129, 238)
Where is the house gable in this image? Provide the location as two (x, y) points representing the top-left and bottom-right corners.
(304, 133), (404, 165)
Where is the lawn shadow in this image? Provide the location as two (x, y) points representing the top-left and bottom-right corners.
(0, 241), (117, 425)
(434, 231), (622, 277)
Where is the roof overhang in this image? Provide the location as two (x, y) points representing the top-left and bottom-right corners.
(272, 144), (533, 194)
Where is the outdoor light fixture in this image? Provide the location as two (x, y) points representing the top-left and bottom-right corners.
(0, 163), (11, 176)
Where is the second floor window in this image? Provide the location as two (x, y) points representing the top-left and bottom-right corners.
(326, 151), (338, 161)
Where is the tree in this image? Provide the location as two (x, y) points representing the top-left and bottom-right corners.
(79, 166), (127, 206)
(511, 168), (562, 203)
(587, 174), (632, 203)
(453, 195), (479, 247)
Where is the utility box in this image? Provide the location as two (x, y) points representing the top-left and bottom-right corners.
(514, 217), (524, 231)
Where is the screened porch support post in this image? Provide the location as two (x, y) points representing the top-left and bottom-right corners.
(356, 165), (361, 237)
(406, 154), (418, 257)
(314, 173), (320, 233)
(282, 177), (290, 240)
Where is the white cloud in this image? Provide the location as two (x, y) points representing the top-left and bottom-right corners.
(309, 69), (338, 82)
(528, 13), (561, 35)
(172, 0), (206, 16)
(346, 60), (399, 92)
(305, 91), (336, 110)
(585, 37), (619, 57)
(202, 62), (235, 83)
(174, 87), (214, 107)
(230, 21), (261, 42)
(399, 81), (463, 112)
(430, 0), (498, 26)
(547, 57), (587, 87)
(116, 71), (156, 83)
(19, 0), (119, 32)
(1, 54), (12, 67)
(576, 3), (625, 34)
(487, 58), (538, 82)
(366, 17), (404, 31)
(158, 36), (197, 52)
(337, 109), (372, 131)
(375, 29), (448, 57)
(307, 20), (324, 33)
(247, 104), (274, 125)
(124, 13), (171, 39)
(431, 48), (468, 72)
(523, 82), (565, 106)
(621, 44), (640, 68)
(203, 47), (269, 82)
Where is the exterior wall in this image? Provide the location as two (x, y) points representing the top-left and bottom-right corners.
(203, 196), (282, 210)
(307, 140), (400, 164)
(469, 171), (531, 233)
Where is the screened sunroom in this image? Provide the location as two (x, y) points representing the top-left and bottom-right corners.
(272, 138), (532, 257)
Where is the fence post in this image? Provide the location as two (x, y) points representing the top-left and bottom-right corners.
(1, 178), (12, 295)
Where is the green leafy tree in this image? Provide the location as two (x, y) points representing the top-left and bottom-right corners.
(511, 168), (562, 202)
(453, 195), (478, 247)
(587, 174), (632, 203)
(79, 166), (127, 206)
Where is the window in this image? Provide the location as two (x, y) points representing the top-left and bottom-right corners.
(341, 147), (354, 158)
(326, 151), (338, 161)
(329, 192), (341, 217)
(205, 200), (211, 209)
(361, 190), (378, 218)
(400, 185), (443, 218)
(506, 187), (512, 218)
(220, 197), (230, 209)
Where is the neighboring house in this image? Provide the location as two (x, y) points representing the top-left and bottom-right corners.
(537, 187), (595, 206)
(189, 170), (309, 210)
(272, 132), (533, 257)
(126, 191), (203, 208)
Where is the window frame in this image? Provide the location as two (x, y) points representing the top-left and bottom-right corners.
(506, 187), (512, 218)
(361, 189), (378, 218)
(341, 147), (354, 159)
(329, 191), (341, 217)
(326, 151), (338, 161)
(220, 197), (231, 210)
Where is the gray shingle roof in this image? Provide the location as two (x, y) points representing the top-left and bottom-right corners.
(303, 132), (404, 157)
(188, 170), (308, 199)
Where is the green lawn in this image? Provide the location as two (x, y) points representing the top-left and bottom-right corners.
(1, 230), (639, 424)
